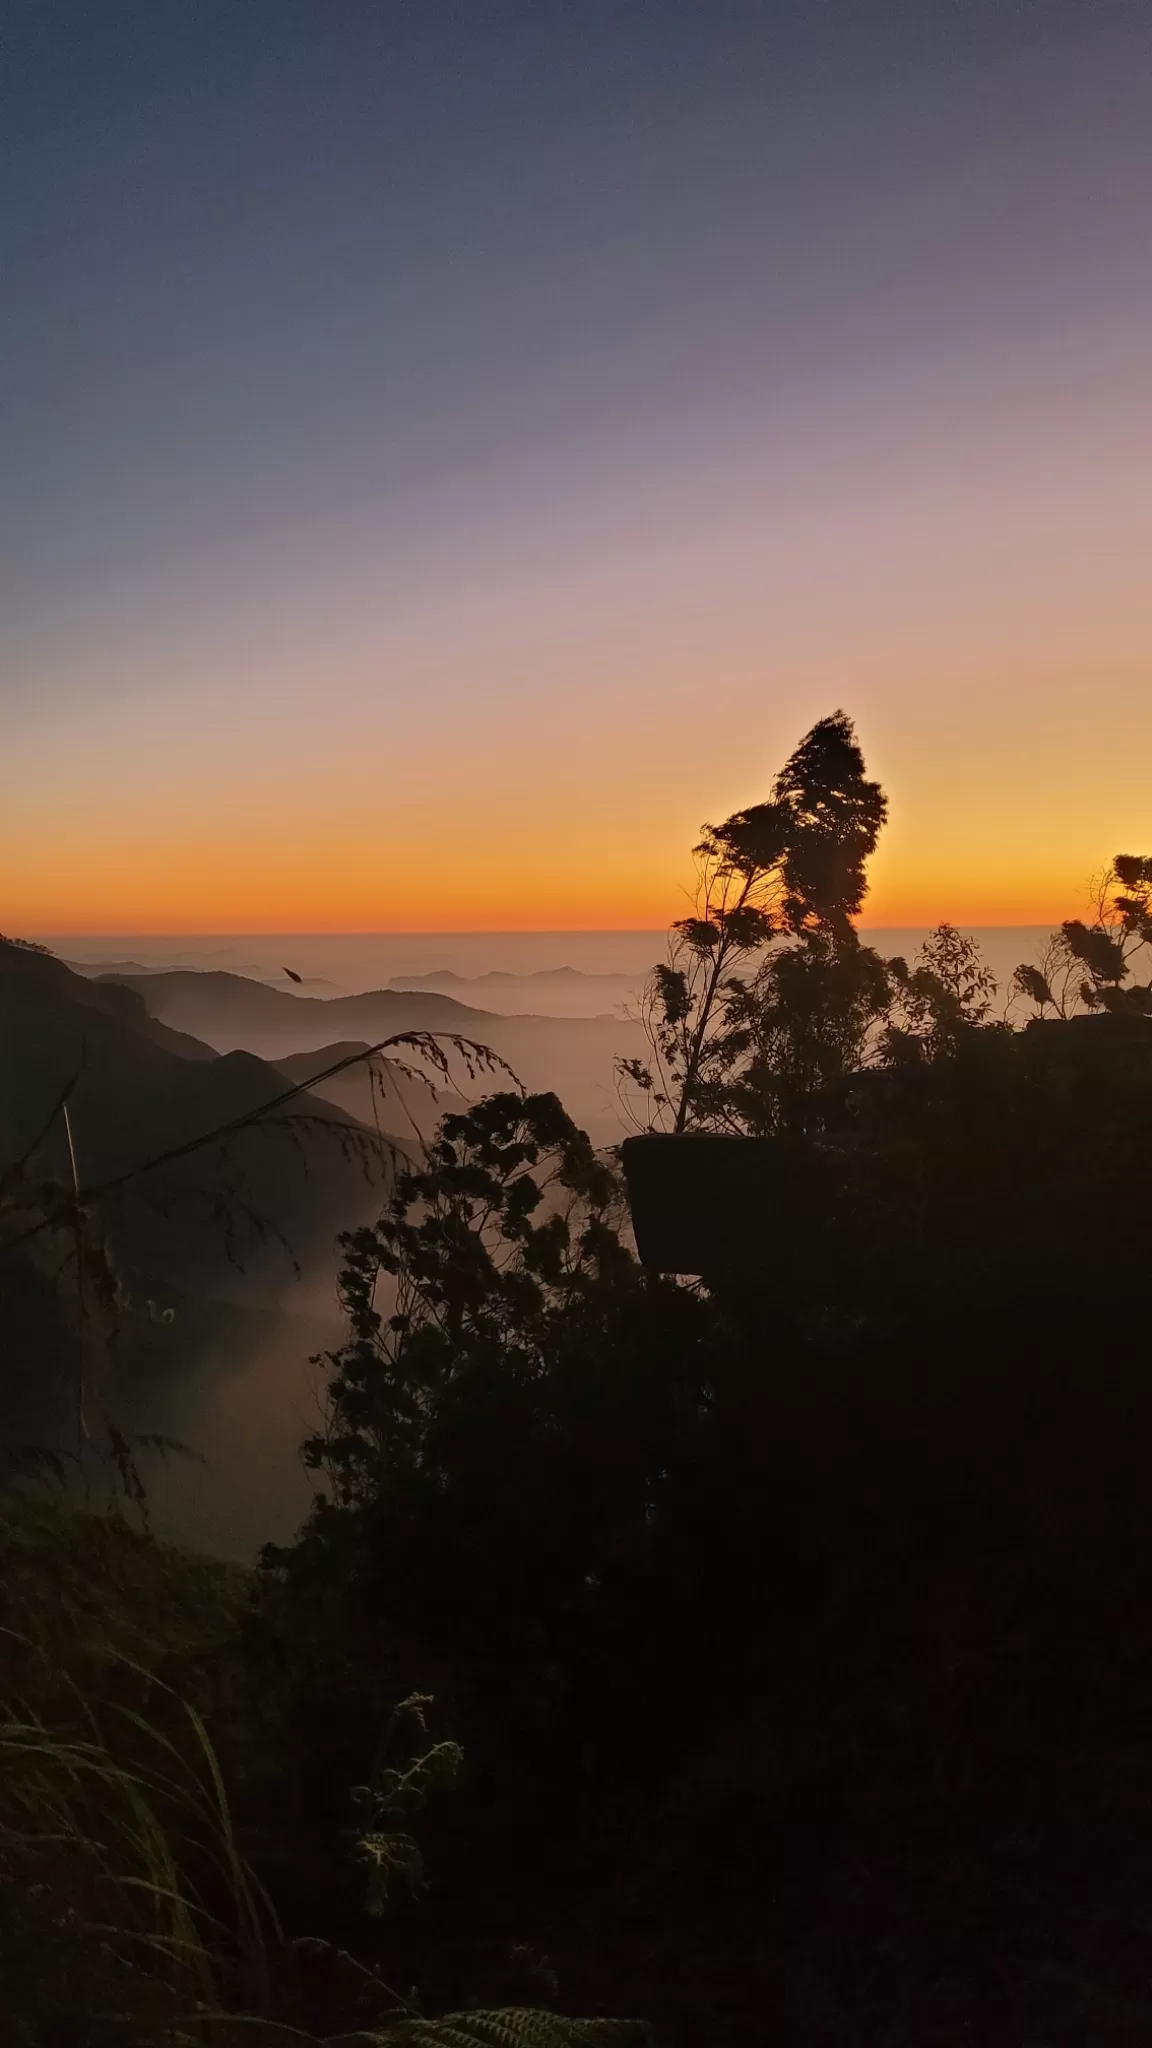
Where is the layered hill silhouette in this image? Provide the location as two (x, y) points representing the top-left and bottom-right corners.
(99, 970), (640, 1143)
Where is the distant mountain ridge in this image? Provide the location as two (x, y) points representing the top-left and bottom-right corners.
(98, 968), (642, 1145)
(95, 969), (499, 1041)
(71, 957), (341, 993)
(390, 965), (634, 987)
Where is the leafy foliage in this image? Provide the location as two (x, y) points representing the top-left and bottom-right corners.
(298, 1090), (640, 1510)
(1009, 855), (1152, 1018)
(353, 1695), (464, 1914)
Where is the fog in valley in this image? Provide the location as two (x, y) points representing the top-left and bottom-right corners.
(55, 926), (1055, 1011)
(24, 925), (1058, 1558)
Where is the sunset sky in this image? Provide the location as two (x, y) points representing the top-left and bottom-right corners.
(4, 0), (1151, 935)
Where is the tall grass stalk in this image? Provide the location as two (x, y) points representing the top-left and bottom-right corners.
(0, 1659), (273, 2042)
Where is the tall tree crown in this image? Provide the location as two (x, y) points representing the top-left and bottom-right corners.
(697, 711), (888, 935)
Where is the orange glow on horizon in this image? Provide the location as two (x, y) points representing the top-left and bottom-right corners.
(6, 765), (1129, 939)
(11, 850), (1110, 942)
(9, 664), (1146, 943)
(7, 7), (1152, 967)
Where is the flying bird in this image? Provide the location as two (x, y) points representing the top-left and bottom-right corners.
(283, 967), (302, 984)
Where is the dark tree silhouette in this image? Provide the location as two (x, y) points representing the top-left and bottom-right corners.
(619, 711), (888, 1133)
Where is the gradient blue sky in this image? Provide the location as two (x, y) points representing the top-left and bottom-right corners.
(5, 0), (1151, 930)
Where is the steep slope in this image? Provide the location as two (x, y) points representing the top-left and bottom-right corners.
(4, 944), (217, 1062)
(0, 943), (395, 1443)
(2, 946), (374, 1200)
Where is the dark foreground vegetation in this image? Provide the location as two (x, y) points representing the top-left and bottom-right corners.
(7, 713), (1152, 2043)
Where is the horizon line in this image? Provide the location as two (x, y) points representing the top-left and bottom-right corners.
(37, 920), (1066, 942)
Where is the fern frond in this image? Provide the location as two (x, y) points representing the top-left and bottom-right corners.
(356, 2011), (649, 2048)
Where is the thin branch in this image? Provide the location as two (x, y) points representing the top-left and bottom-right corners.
(0, 1031), (513, 1261)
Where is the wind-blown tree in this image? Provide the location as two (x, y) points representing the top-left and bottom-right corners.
(619, 711), (889, 1133)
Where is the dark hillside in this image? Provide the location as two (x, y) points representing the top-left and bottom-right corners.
(0, 944), (396, 1445)
(2, 946), (383, 1211)
(4, 940), (216, 1061)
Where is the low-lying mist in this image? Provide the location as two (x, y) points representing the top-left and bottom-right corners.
(22, 924), (1063, 1562)
(120, 1265), (341, 1561)
(53, 925), (1059, 1009)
